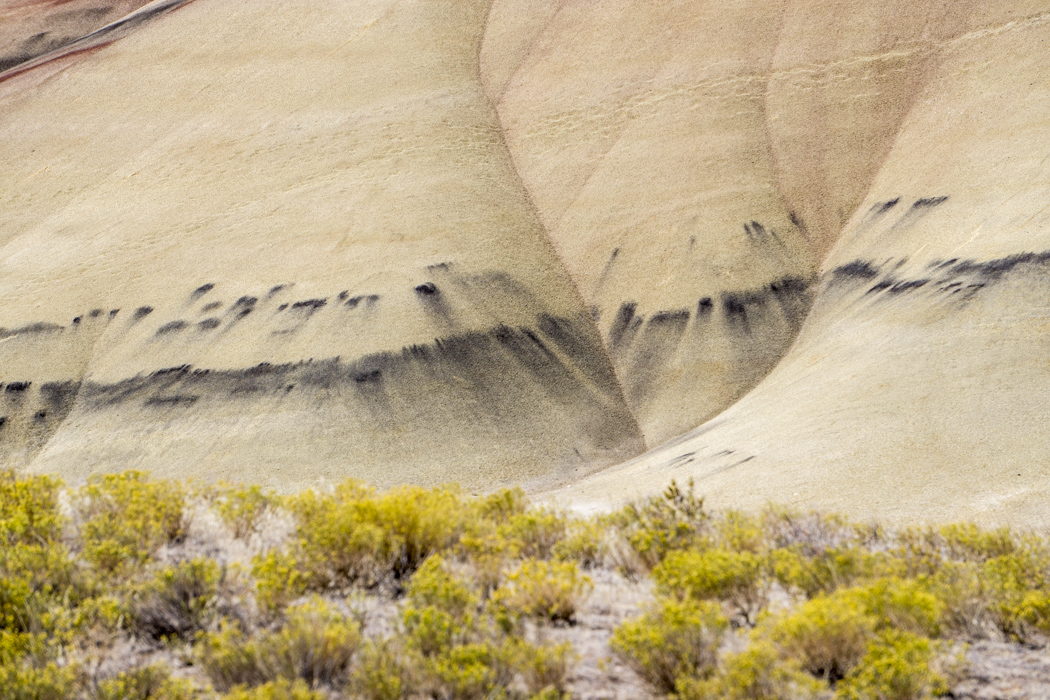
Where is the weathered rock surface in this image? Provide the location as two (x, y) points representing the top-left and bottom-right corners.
(2, 0), (1049, 523)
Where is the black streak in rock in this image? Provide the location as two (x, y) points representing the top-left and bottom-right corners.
(291, 299), (327, 311)
(832, 261), (880, 281)
(609, 302), (638, 350)
(133, 306), (154, 322)
(414, 283), (438, 296)
(156, 320), (187, 335)
(189, 284), (215, 301)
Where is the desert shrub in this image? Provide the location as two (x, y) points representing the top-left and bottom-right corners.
(844, 578), (943, 638)
(0, 661), (76, 700)
(210, 484), (279, 541)
(552, 518), (607, 569)
(926, 561), (990, 640)
(761, 507), (863, 557)
(350, 639), (411, 700)
(402, 556), (479, 655)
(894, 523), (1018, 578)
(91, 663), (194, 700)
(509, 639), (575, 697)
(0, 630), (75, 700)
(473, 488), (530, 524)
(0, 471), (83, 639)
(833, 630), (949, 700)
(199, 597), (360, 692)
(490, 559), (592, 627)
(0, 541), (78, 634)
(77, 472), (186, 575)
(676, 641), (825, 700)
(251, 551), (307, 615)
(771, 545), (888, 599)
(497, 509), (567, 560)
(612, 480), (710, 570)
(458, 531), (514, 598)
(222, 678), (325, 700)
(399, 559), (512, 700)
(714, 510), (767, 553)
(768, 592), (876, 682)
(654, 548), (767, 624)
(0, 471), (65, 546)
(981, 546), (1050, 643)
(130, 558), (220, 641)
(423, 642), (514, 700)
(939, 523), (1016, 563)
(399, 556), (572, 700)
(611, 597), (727, 693)
(286, 482), (467, 593)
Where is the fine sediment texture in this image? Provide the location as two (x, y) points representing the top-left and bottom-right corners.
(2, 0), (1050, 525)
(0, 0), (643, 491)
(555, 5), (1050, 526)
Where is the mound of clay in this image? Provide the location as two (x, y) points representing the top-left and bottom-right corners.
(1, 0), (1048, 523)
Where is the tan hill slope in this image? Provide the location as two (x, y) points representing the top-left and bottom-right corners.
(554, 3), (1050, 525)
(0, 0), (1047, 523)
(0, 0), (642, 491)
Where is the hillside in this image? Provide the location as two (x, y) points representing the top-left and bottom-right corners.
(0, 0), (1047, 524)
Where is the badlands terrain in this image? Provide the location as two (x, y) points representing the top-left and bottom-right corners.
(0, 0), (1047, 525)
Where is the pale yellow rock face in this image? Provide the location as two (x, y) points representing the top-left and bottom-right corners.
(0, 0), (154, 72)
(555, 3), (1050, 526)
(2, 0), (1049, 524)
(488, 0), (816, 446)
(0, 0), (643, 490)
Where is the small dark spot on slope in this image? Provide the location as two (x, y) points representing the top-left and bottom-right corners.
(414, 282), (438, 296)
(133, 306), (154, 322)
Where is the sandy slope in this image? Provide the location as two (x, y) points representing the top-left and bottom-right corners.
(1, 0), (1048, 523)
(552, 5), (1050, 526)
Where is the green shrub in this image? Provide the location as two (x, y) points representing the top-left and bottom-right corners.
(497, 509), (567, 560)
(199, 597), (360, 691)
(130, 558), (220, 641)
(222, 678), (325, 700)
(210, 484), (279, 541)
(834, 630), (949, 700)
(0, 471), (65, 546)
(473, 488), (530, 524)
(611, 597), (727, 693)
(982, 548), (1050, 643)
(552, 518), (607, 569)
(654, 548), (767, 624)
(771, 546), (888, 598)
(423, 642), (513, 700)
(714, 510), (767, 553)
(0, 661), (76, 700)
(402, 556), (479, 655)
(845, 578), (942, 638)
(78, 472), (186, 575)
(509, 639), (575, 697)
(92, 663), (195, 700)
(287, 482), (467, 592)
(490, 559), (592, 626)
(351, 640), (411, 700)
(612, 480), (710, 570)
(251, 551), (307, 615)
(768, 592), (876, 681)
(676, 641), (825, 700)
